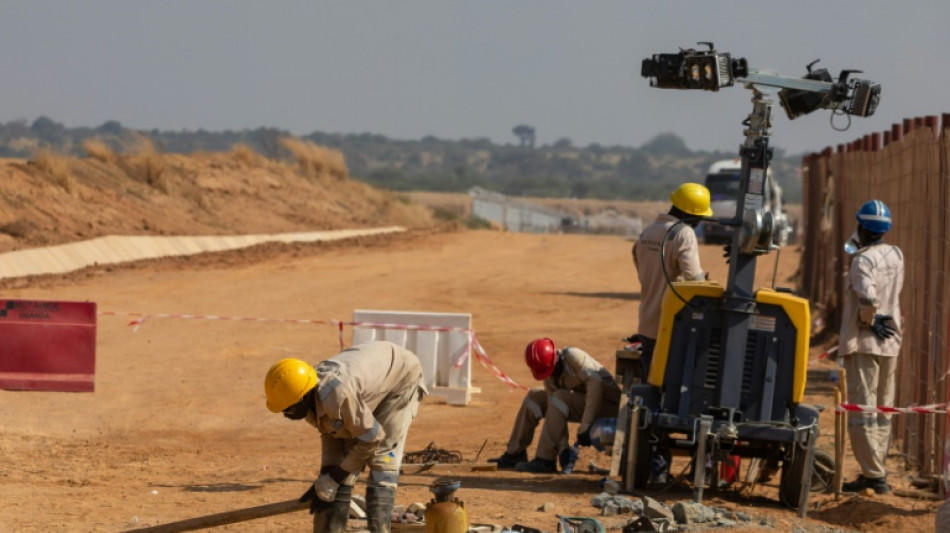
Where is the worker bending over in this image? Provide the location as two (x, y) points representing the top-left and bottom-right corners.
(264, 340), (427, 533)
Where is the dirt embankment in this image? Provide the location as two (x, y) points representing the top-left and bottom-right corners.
(0, 143), (439, 255)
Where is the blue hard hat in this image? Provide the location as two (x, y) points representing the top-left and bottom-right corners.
(856, 199), (892, 233)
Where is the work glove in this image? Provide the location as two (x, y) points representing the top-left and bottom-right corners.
(576, 429), (592, 447)
(314, 472), (340, 502)
(301, 465), (353, 514)
(870, 314), (897, 340)
(299, 484), (332, 515)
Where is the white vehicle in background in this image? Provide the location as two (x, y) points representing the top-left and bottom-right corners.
(700, 158), (792, 246)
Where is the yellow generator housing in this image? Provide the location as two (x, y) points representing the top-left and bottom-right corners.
(618, 279), (820, 508)
(647, 281), (810, 423)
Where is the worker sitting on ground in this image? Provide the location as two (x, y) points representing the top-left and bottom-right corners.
(488, 338), (621, 474)
(264, 340), (427, 533)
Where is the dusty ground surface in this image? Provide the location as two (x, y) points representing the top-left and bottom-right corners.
(1, 232), (940, 533)
(0, 156), (940, 532)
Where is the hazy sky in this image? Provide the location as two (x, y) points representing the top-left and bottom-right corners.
(2, 1), (947, 155)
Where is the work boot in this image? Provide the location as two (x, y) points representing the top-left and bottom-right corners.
(515, 457), (558, 474)
(558, 446), (579, 474)
(488, 450), (527, 469)
(366, 485), (396, 533)
(312, 484), (351, 533)
(842, 475), (891, 494)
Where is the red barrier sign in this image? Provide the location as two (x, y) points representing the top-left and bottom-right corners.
(0, 299), (97, 392)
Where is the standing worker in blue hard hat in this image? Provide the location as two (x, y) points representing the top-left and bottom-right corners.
(839, 199), (904, 495)
(264, 340), (427, 533)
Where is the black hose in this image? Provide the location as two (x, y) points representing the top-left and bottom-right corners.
(658, 217), (705, 309)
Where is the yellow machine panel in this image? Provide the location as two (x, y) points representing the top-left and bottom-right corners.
(648, 283), (810, 404)
(648, 281), (723, 387)
(754, 288), (810, 404)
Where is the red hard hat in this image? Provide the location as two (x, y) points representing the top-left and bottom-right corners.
(525, 338), (558, 380)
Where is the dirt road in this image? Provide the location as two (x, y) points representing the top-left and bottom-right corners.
(0, 229), (938, 532)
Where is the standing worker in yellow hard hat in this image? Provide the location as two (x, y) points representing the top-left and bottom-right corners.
(264, 340), (427, 533)
(632, 182), (711, 375)
(630, 182), (711, 483)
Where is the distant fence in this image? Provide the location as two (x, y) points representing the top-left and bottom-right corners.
(799, 113), (950, 481)
(469, 186), (573, 233)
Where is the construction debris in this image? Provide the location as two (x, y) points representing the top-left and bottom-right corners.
(641, 497), (674, 522)
(588, 498), (757, 532)
(670, 502), (715, 525)
(558, 516), (605, 533)
(590, 493), (642, 516)
(622, 515), (667, 533)
(403, 442), (463, 464)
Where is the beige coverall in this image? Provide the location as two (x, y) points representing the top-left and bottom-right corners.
(633, 213), (704, 339)
(305, 340), (427, 489)
(838, 242), (904, 480)
(504, 347), (621, 461)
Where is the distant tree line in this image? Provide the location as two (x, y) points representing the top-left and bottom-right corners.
(0, 116), (803, 202)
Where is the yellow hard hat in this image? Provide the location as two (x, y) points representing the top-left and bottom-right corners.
(264, 358), (318, 413)
(670, 183), (713, 217)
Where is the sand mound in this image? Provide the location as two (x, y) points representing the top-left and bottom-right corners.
(0, 146), (437, 254)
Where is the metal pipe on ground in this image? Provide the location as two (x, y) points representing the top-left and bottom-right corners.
(120, 499), (308, 533)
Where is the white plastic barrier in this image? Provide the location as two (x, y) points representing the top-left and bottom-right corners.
(351, 309), (480, 406)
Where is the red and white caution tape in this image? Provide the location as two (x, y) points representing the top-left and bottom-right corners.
(99, 310), (331, 331)
(452, 335), (473, 369)
(819, 346), (838, 359)
(472, 336), (526, 390)
(102, 311), (479, 332)
(100, 311), (474, 340)
(349, 320), (473, 334)
(837, 402), (949, 414)
(99, 310), (523, 389)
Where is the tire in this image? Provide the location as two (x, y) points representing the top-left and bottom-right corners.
(779, 433), (817, 509)
(809, 449), (835, 494)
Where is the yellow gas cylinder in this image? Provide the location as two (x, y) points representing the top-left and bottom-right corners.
(424, 480), (469, 533)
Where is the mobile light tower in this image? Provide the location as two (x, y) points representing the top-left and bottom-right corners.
(620, 43), (880, 516)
